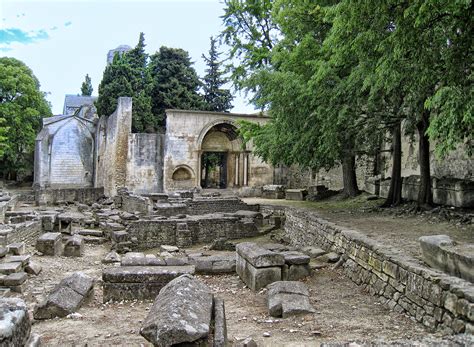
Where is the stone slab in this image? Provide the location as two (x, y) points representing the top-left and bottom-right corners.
(140, 275), (213, 346)
(0, 298), (31, 346)
(236, 253), (281, 291)
(236, 242), (285, 268)
(36, 232), (62, 256)
(0, 262), (22, 275)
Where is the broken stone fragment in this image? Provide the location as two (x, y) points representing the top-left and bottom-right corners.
(25, 262), (42, 276)
(160, 245), (179, 253)
(63, 235), (84, 257)
(140, 274), (213, 346)
(33, 272), (94, 320)
(7, 242), (26, 255)
(102, 251), (121, 264)
(0, 298), (31, 346)
(300, 246), (327, 258)
(266, 281), (315, 318)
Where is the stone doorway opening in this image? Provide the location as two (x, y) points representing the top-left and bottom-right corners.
(201, 152), (227, 189)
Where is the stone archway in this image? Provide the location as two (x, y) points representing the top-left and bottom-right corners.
(197, 120), (248, 189)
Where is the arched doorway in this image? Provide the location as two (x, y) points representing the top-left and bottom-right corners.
(199, 121), (246, 189)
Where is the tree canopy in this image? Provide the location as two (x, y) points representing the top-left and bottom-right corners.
(149, 46), (205, 126)
(0, 57), (52, 179)
(202, 36), (233, 112)
(223, 0), (473, 205)
(81, 74), (93, 96)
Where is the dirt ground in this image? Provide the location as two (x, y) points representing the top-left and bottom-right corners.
(20, 238), (439, 347)
(6, 194), (472, 345)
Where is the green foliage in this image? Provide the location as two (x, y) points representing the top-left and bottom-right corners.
(0, 57), (52, 178)
(80, 74), (93, 96)
(225, 0), (473, 188)
(149, 46), (205, 126)
(202, 36), (233, 112)
(96, 32), (154, 132)
(221, 0), (279, 98)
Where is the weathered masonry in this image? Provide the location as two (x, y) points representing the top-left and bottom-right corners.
(34, 97), (273, 201)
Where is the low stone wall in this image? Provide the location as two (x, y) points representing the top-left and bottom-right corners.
(186, 197), (259, 215)
(126, 215), (258, 250)
(283, 207), (474, 334)
(0, 221), (42, 246)
(35, 187), (104, 205)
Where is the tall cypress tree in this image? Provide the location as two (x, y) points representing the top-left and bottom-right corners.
(96, 33), (154, 132)
(149, 46), (205, 127)
(81, 74), (93, 96)
(202, 36), (233, 112)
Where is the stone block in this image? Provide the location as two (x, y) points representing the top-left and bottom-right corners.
(236, 253), (281, 291)
(213, 297), (227, 347)
(236, 242), (285, 268)
(33, 272), (94, 320)
(4, 255), (30, 266)
(36, 232), (62, 256)
(63, 235), (84, 257)
(266, 281), (314, 318)
(121, 256), (166, 266)
(419, 234), (474, 282)
(25, 262), (42, 276)
(140, 275), (213, 346)
(3, 272), (27, 286)
(111, 230), (128, 243)
(285, 189), (307, 201)
(283, 264), (311, 281)
(0, 262), (22, 275)
(280, 251), (310, 265)
(102, 265), (195, 302)
(7, 242), (26, 255)
(0, 298), (31, 346)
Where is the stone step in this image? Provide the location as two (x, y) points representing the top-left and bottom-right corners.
(82, 236), (107, 244)
(77, 229), (104, 237)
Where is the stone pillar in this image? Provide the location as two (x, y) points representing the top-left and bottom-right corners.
(235, 154), (239, 186)
(243, 154), (248, 186)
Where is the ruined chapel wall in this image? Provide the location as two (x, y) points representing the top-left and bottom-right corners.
(126, 133), (164, 194)
(164, 110), (273, 191)
(102, 97), (132, 197)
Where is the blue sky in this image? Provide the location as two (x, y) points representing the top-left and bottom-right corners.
(0, 0), (256, 114)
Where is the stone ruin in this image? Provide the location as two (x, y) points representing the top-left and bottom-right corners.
(0, 179), (472, 344)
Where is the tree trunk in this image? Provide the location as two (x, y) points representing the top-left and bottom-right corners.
(341, 146), (359, 198)
(382, 122), (402, 207)
(416, 110), (433, 209)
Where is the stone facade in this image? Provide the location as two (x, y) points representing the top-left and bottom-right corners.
(35, 99), (274, 200)
(164, 110), (273, 192)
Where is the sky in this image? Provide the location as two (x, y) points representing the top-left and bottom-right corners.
(0, 0), (256, 115)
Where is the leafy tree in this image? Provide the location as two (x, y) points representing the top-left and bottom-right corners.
(202, 36), (233, 112)
(81, 74), (93, 96)
(0, 57), (52, 180)
(96, 32), (154, 132)
(221, 0), (278, 98)
(149, 46), (205, 126)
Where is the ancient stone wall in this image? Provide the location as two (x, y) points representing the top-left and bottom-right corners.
(186, 197), (259, 215)
(126, 216), (258, 250)
(126, 133), (164, 194)
(35, 187), (104, 205)
(164, 110), (273, 192)
(34, 111), (96, 189)
(101, 97), (132, 197)
(0, 221), (42, 246)
(283, 207), (473, 334)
